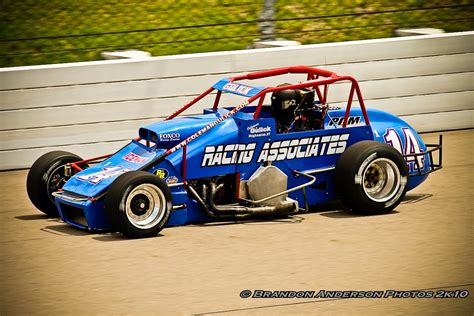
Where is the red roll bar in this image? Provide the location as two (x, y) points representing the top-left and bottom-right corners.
(160, 66), (370, 158)
(73, 66), (370, 173)
(230, 65), (337, 81)
(165, 65), (369, 125)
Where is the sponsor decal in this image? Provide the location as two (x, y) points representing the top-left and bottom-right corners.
(168, 100), (249, 155)
(282, 99), (297, 110)
(202, 143), (257, 167)
(247, 123), (271, 138)
(223, 82), (253, 96)
(328, 116), (362, 127)
(159, 133), (180, 142)
(166, 176), (179, 185)
(201, 133), (350, 167)
(122, 152), (148, 164)
(77, 167), (132, 184)
(257, 134), (350, 163)
(155, 168), (169, 179)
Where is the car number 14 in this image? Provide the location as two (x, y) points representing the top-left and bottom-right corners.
(384, 128), (424, 172)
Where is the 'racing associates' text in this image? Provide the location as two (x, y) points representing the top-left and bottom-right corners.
(201, 133), (349, 167)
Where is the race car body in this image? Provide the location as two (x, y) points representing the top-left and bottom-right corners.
(27, 66), (442, 238)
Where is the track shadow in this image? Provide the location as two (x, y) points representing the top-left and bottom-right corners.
(240, 216), (305, 225)
(15, 214), (49, 220)
(41, 224), (164, 241)
(401, 193), (433, 204)
(319, 210), (362, 218)
(320, 209), (399, 218)
(93, 233), (164, 242)
(189, 216), (305, 227)
(41, 224), (92, 236)
(312, 200), (355, 219)
(315, 200), (399, 218)
(30, 195), (424, 240)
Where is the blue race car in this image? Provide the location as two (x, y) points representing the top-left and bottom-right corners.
(26, 66), (442, 238)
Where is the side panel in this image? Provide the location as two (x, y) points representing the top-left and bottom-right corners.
(263, 124), (374, 206)
(185, 112), (374, 207)
(324, 108), (430, 190)
(166, 117), (241, 179)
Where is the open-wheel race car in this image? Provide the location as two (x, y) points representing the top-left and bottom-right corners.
(27, 66), (442, 238)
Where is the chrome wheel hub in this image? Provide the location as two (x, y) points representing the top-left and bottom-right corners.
(363, 158), (401, 203)
(125, 184), (166, 229)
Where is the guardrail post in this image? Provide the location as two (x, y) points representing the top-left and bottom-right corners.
(259, 0), (276, 41)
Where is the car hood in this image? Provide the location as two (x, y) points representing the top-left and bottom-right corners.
(61, 141), (164, 198)
(139, 114), (220, 148)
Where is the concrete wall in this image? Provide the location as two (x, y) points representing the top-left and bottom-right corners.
(0, 31), (472, 170)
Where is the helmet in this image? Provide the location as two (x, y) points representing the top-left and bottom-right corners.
(271, 85), (301, 120)
(271, 84), (315, 127)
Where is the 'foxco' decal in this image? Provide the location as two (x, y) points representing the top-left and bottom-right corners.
(201, 134), (349, 167)
(159, 133), (180, 142)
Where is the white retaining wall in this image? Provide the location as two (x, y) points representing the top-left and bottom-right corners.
(0, 31), (473, 170)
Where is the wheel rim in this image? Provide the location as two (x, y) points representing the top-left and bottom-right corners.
(125, 183), (167, 229)
(46, 165), (68, 204)
(362, 158), (401, 203)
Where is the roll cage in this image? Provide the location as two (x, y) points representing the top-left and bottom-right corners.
(69, 66), (371, 173)
(136, 65), (374, 174)
(66, 65), (441, 191)
(166, 65), (370, 126)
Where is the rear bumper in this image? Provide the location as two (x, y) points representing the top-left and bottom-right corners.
(404, 134), (443, 176)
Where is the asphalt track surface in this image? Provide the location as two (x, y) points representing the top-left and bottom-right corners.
(0, 129), (472, 315)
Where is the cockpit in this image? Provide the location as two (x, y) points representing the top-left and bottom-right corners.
(270, 84), (328, 133)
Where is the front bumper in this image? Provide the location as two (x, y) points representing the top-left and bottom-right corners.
(53, 191), (111, 231)
(53, 188), (205, 231)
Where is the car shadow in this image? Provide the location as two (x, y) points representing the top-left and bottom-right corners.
(41, 224), (92, 236)
(40, 224), (166, 241)
(319, 209), (400, 218)
(401, 193), (433, 204)
(316, 193), (433, 219)
(315, 200), (400, 219)
(240, 216), (305, 225)
(27, 194), (433, 240)
(93, 233), (164, 242)
(190, 216), (305, 227)
(15, 214), (49, 220)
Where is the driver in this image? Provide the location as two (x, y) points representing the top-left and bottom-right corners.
(271, 84), (326, 133)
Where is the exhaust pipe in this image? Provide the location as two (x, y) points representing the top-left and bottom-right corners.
(187, 182), (297, 219)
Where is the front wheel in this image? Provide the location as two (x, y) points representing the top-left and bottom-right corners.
(105, 171), (172, 238)
(335, 141), (408, 215)
(27, 151), (86, 217)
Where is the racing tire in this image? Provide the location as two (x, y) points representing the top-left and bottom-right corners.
(335, 141), (408, 215)
(105, 171), (172, 238)
(26, 151), (86, 217)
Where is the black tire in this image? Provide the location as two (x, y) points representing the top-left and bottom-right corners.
(26, 151), (86, 217)
(335, 141), (408, 215)
(105, 171), (172, 238)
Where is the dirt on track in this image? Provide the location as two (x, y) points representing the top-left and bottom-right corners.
(0, 130), (472, 315)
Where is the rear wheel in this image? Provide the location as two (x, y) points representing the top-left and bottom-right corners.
(335, 141), (408, 215)
(105, 171), (172, 238)
(26, 151), (86, 217)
